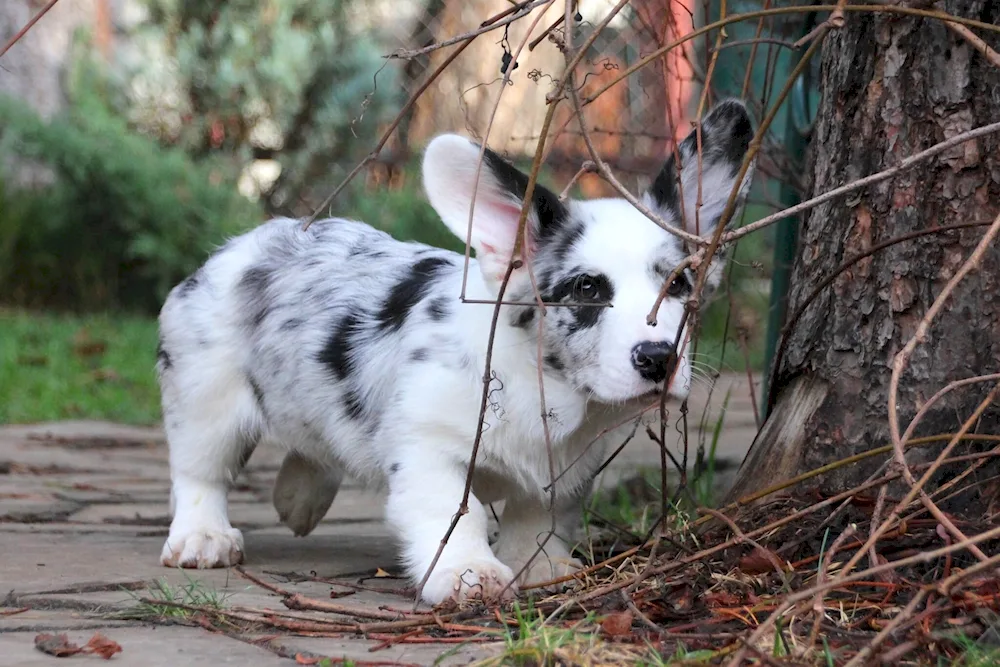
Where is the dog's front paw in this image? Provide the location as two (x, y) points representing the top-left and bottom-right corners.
(515, 553), (584, 592)
(161, 526), (244, 568)
(496, 539), (584, 592)
(420, 558), (517, 605)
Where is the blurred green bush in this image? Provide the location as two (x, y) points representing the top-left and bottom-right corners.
(0, 93), (262, 314)
(344, 179), (468, 256)
(0, 104), (475, 314)
(0, 0), (452, 315)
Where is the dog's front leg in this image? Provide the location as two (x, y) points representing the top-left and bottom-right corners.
(494, 492), (584, 592)
(386, 454), (514, 605)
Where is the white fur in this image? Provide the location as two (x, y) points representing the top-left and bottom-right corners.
(156, 100), (756, 604)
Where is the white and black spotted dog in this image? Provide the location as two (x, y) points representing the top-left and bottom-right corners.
(155, 99), (755, 605)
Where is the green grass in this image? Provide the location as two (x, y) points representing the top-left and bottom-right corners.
(474, 602), (605, 667)
(122, 574), (233, 621)
(0, 309), (161, 425)
(943, 630), (1000, 666)
(473, 601), (736, 666)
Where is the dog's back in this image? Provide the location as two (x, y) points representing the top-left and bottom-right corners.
(157, 217), (468, 478)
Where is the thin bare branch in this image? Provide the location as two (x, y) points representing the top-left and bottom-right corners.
(0, 0), (61, 59)
(386, 0), (554, 60)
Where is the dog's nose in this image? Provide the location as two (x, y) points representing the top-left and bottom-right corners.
(631, 341), (676, 383)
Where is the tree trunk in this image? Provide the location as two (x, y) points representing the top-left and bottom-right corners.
(727, 1), (1000, 505)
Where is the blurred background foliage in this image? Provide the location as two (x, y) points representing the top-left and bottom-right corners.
(0, 0), (422, 314)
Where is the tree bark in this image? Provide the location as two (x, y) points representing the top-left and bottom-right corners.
(728, 1), (1000, 505)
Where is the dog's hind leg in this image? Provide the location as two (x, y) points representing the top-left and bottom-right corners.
(159, 351), (263, 568)
(272, 451), (344, 537)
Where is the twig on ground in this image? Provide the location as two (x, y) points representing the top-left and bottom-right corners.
(235, 567), (293, 597)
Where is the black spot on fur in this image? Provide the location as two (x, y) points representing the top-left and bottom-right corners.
(253, 306), (273, 327)
(377, 257), (452, 331)
(318, 312), (362, 380)
(544, 353), (564, 372)
(240, 266), (271, 297)
(239, 266), (273, 327)
(178, 269), (201, 297)
(156, 339), (172, 370)
(247, 374), (267, 418)
(513, 307), (535, 330)
(572, 299), (607, 330)
(389, 463), (401, 474)
(247, 375), (265, 405)
(343, 389), (364, 420)
(410, 348), (429, 362)
(281, 318), (304, 331)
(649, 159), (680, 214)
(550, 222), (585, 264)
(482, 148), (568, 240)
(238, 440), (257, 471)
(427, 296), (450, 321)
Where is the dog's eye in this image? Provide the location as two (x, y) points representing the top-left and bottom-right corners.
(573, 274), (601, 301)
(666, 273), (690, 297)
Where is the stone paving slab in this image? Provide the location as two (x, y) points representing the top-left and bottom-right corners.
(0, 374), (759, 665)
(0, 609), (135, 633)
(0, 627), (291, 667)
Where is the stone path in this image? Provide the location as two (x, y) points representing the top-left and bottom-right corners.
(0, 374), (759, 666)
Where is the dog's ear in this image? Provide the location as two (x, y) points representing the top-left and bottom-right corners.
(646, 99), (756, 240)
(644, 100), (756, 294)
(423, 135), (568, 286)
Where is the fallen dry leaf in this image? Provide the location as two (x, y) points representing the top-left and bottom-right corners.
(84, 633), (123, 659)
(72, 328), (107, 359)
(74, 341), (108, 359)
(90, 368), (121, 383)
(738, 548), (783, 575)
(34, 632), (122, 660)
(35, 633), (82, 657)
(704, 591), (742, 607)
(600, 610), (633, 637)
(373, 568), (392, 578)
(670, 584), (695, 612)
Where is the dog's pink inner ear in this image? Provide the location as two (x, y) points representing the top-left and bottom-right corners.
(475, 199), (538, 282)
(479, 200), (528, 250)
